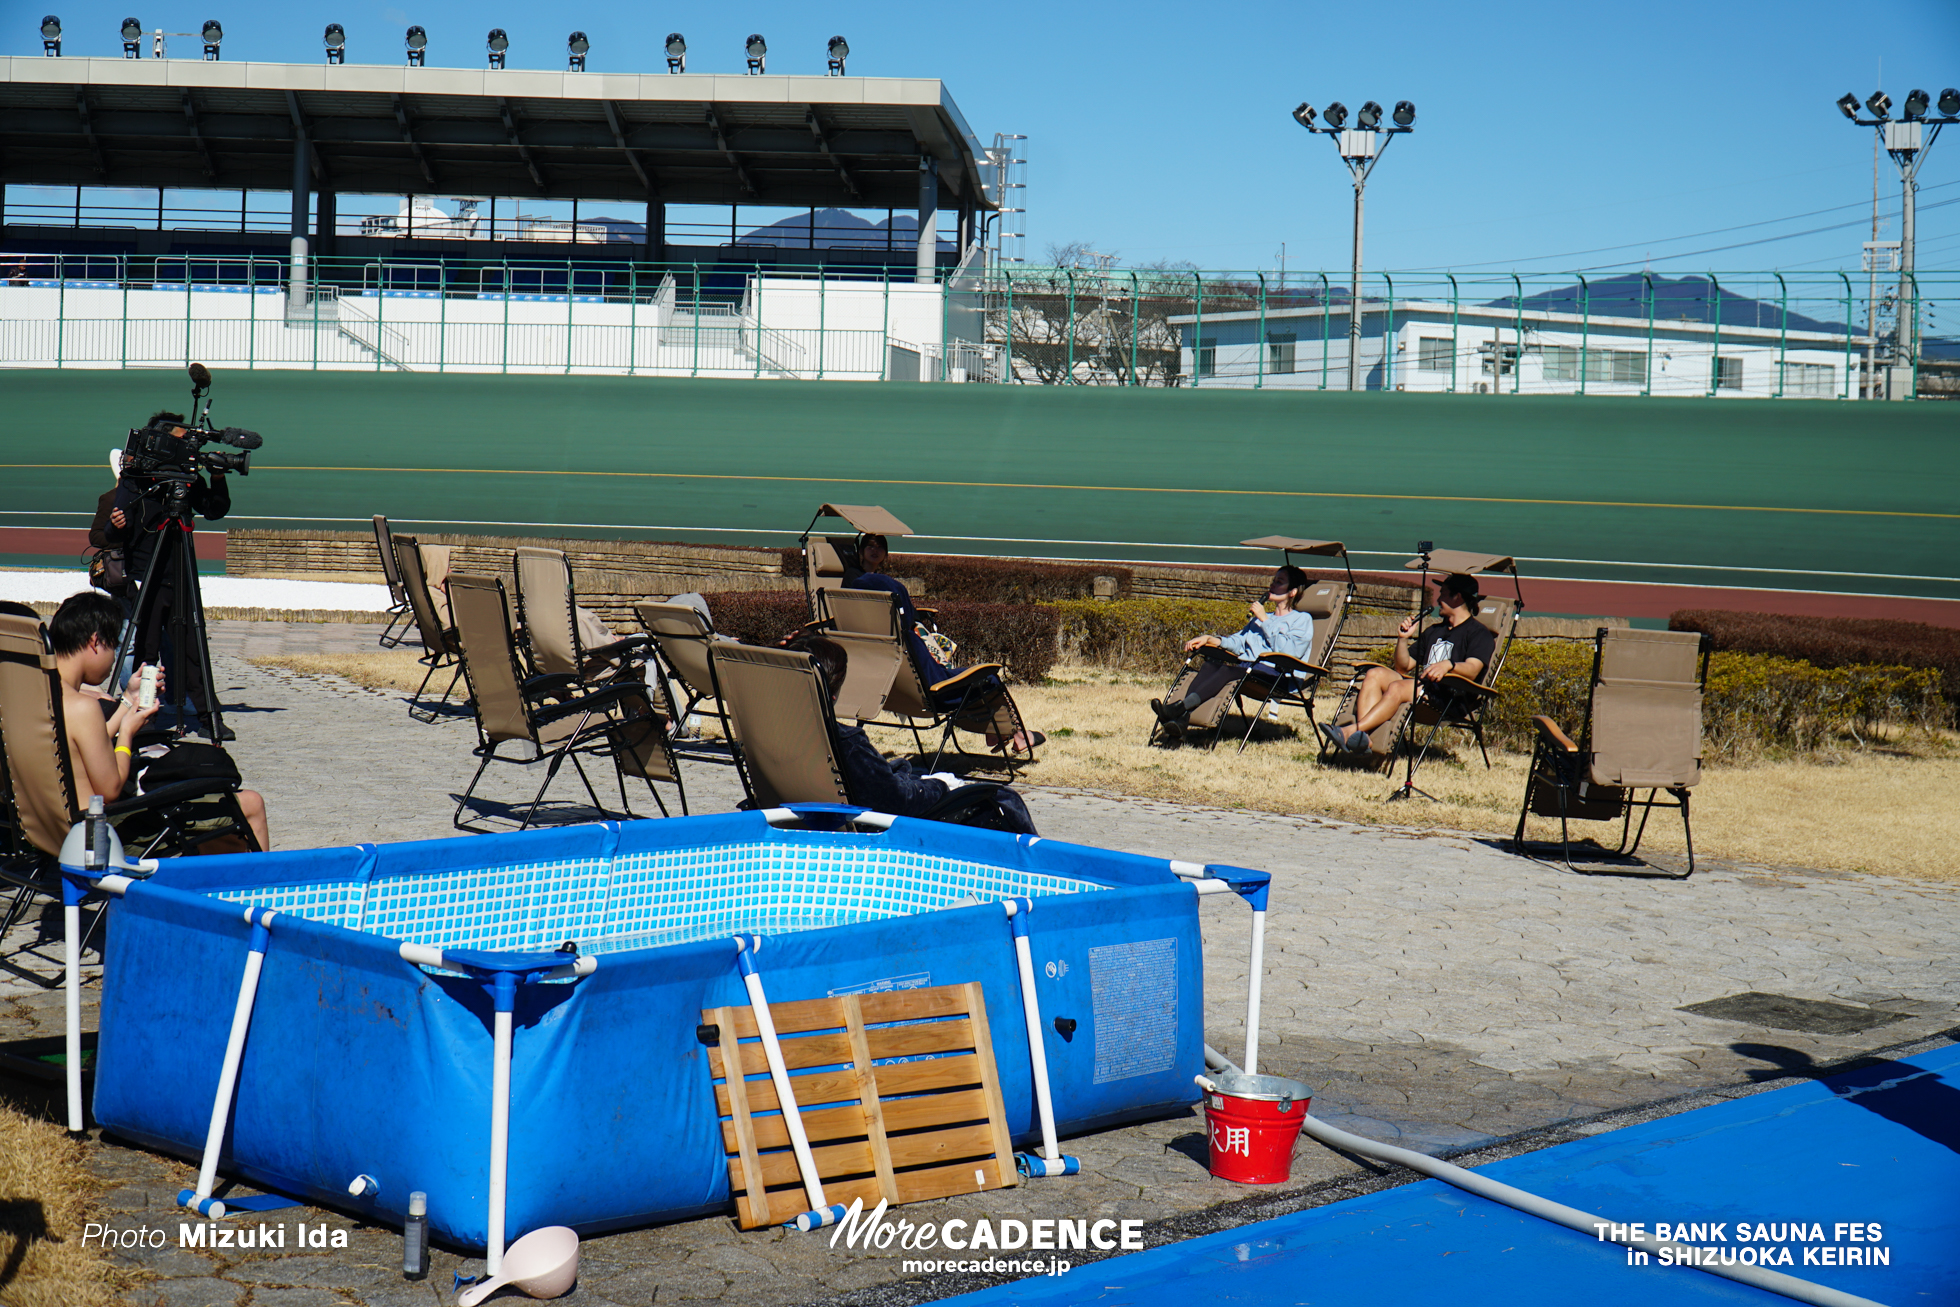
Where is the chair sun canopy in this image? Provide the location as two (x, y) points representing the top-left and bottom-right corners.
(1404, 549), (1517, 576)
(1241, 536), (1346, 557)
(816, 504), (913, 537)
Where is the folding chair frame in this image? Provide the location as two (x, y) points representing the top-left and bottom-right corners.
(392, 534), (467, 722)
(370, 515), (412, 649)
(1513, 629), (1709, 878)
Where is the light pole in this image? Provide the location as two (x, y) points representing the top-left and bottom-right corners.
(1293, 98), (1415, 391)
(1836, 86), (1958, 398)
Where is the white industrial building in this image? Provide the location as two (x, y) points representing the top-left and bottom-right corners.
(1171, 300), (1861, 399)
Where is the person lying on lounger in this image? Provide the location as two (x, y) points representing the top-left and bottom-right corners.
(845, 533), (1043, 755)
(1150, 565), (1315, 735)
(796, 636), (1038, 834)
(50, 591), (271, 850)
(1323, 571), (1494, 754)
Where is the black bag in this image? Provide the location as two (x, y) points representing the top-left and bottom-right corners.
(138, 742), (241, 791)
(87, 548), (129, 597)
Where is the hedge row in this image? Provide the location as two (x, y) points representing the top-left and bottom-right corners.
(1047, 598), (1250, 670)
(698, 591), (1060, 685)
(1670, 609), (1960, 718)
(779, 549), (1130, 603)
(1485, 641), (1947, 758)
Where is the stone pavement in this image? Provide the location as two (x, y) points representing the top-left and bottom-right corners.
(2, 621), (1956, 1307)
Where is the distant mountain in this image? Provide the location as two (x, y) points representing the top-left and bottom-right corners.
(1484, 273), (1849, 335)
(738, 207), (956, 252)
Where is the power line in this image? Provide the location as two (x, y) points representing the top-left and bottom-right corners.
(1577, 195), (1960, 271)
(1394, 179), (1960, 274)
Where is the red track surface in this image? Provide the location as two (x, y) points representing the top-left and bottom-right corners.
(0, 526), (226, 562)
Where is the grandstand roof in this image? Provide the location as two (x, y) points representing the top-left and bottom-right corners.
(0, 56), (995, 211)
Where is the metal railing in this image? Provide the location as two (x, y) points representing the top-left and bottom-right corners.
(2, 251), (1949, 395)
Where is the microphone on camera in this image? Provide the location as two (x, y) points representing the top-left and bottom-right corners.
(187, 362), (212, 390)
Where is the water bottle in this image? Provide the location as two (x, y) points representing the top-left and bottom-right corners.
(403, 1190), (428, 1280)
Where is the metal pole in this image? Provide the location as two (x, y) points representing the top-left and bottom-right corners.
(246, 257), (254, 370)
(1191, 272), (1204, 388)
(1128, 271), (1139, 385)
(1707, 273), (1722, 397)
(1065, 270), (1076, 383)
(567, 258), (576, 376)
(1382, 271), (1394, 391)
(1898, 158), (1916, 373)
(501, 260), (510, 375)
(1510, 273), (1522, 395)
(1446, 272), (1458, 393)
(1348, 177), (1364, 391)
(1840, 271), (1854, 400)
(1255, 272), (1267, 389)
(1905, 272), (1919, 398)
(1642, 272), (1654, 396)
(1772, 272), (1787, 398)
(1002, 268), (1013, 384)
(915, 157), (938, 286)
(628, 263), (638, 376)
(691, 262), (701, 377)
(438, 259), (447, 373)
(1318, 272), (1329, 389)
(55, 256), (64, 368)
(816, 273), (826, 381)
(1577, 273), (1589, 396)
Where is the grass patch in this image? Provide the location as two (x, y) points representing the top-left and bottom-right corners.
(0, 1102), (123, 1307)
(249, 650), (431, 694)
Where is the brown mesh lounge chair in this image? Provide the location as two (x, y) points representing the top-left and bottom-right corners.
(392, 534), (467, 722)
(1322, 548), (1525, 801)
(797, 503), (915, 619)
(448, 574), (684, 830)
(1147, 538), (1356, 752)
(513, 547), (651, 686)
(371, 515), (412, 648)
(707, 642), (1013, 826)
(1, 611), (259, 938)
(817, 587), (1029, 772)
(1514, 627), (1708, 877)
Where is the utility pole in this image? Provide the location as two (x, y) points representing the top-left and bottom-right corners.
(1836, 86), (1958, 399)
(1292, 99), (1416, 391)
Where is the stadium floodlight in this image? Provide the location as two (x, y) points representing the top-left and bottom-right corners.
(745, 33), (766, 74)
(826, 35), (848, 75)
(487, 27), (506, 68)
(324, 21), (345, 62)
(1288, 93), (1418, 393)
(121, 16), (142, 56)
(405, 23), (426, 66)
(1942, 88), (1960, 116)
(1865, 89), (1891, 119)
(567, 30), (587, 71)
(664, 32), (685, 72)
(1836, 92), (1862, 119)
(201, 19), (221, 60)
(1902, 88), (1929, 120)
(41, 14), (61, 55)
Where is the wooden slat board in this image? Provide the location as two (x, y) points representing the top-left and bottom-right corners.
(703, 981), (1019, 1229)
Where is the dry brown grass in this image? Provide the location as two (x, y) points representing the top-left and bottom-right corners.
(0, 1102), (123, 1307)
(250, 650), (432, 694)
(982, 666), (1960, 884)
(248, 653), (1960, 882)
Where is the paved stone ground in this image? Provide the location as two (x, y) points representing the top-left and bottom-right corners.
(3, 621), (1957, 1307)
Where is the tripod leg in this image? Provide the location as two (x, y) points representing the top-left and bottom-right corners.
(178, 526), (225, 740)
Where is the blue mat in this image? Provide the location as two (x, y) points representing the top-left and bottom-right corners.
(952, 1042), (1960, 1305)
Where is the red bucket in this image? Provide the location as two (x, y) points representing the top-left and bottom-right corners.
(1204, 1074), (1311, 1185)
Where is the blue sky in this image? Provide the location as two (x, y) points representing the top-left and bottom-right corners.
(8, 0), (1959, 274)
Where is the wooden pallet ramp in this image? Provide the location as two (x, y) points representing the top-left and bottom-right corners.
(702, 981), (1018, 1229)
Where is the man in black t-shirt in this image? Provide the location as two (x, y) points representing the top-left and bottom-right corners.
(1324, 573), (1496, 753)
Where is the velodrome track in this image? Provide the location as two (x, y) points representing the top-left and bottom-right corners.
(3, 369), (1955, 620)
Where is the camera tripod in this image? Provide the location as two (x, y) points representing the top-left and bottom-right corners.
(111, 498), (226, 742)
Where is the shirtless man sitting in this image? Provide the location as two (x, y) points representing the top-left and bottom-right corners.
(49, 591), (271, 850)
(1323, 572), (1495, 753)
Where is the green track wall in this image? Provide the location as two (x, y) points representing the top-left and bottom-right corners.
(2, 370), (1953, 598)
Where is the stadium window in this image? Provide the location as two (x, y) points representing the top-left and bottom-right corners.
(1544, 345), (1647, 386)
(1267, 333), (1296, 375)
(1417, 337), (1452, 372)
(1780, 360), (1834, 396)
(1714, 355), (1743, 391)
(1195, 338), (1216, 378)
(1482, 342), (1518, 377)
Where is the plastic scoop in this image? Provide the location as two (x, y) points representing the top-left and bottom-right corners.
(456, 1226), (579, 1306)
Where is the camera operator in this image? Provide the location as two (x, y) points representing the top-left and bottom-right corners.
(109, 410), (232, 739)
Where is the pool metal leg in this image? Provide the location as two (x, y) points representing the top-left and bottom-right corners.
(1001, 899), (1080, 1179)
(732, 935), (846, 1231)
(486, 971), (517, 1277)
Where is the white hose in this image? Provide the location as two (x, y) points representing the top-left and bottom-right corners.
(1201, 1049), (1884, 1307)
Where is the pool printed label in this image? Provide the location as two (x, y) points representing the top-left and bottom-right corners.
(1088, 937), (1178, 1084)
(828, 971), (932, 996)
(1594, 1221), (1891, 1268)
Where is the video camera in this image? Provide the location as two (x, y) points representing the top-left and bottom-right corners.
(119, 364), (262, 481)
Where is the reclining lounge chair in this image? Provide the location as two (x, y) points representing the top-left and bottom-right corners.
(1322, 548), (1524, 802)
(513, 546), (651, 687)
(391, 534), (467, 722)
(0, 611), (260, 942)
(1514, 627), (1708, 877)
(797, 502), (916, 620)
(707, 641), (1016, 829)
(448, 574), (685, 830)
(370, 515), (412, 648)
